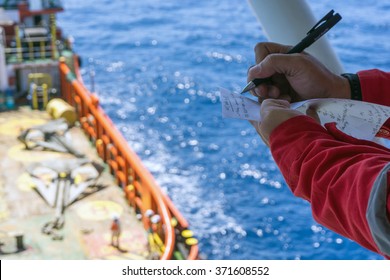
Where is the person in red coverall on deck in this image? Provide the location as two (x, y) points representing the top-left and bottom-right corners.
(247, 42), (390, 259)
(110, 216), (121, 248)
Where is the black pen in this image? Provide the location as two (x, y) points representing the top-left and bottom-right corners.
(241, 10), (342, 94)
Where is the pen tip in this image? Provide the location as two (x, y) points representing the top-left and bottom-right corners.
(241, 81), (255, 94)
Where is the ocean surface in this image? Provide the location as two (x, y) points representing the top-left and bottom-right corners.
(58, 0), (390, 260)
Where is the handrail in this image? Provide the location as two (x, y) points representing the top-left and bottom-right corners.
(4, 46), (57, 63)
(58, 59), (179, 259)
(67, 55), (199, 260)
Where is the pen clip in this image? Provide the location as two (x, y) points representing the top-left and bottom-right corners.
(307, 9), (336, 35)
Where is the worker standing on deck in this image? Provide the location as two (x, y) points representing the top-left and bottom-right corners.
(110, 216), (121, 248)
(247, 42), (390, 259)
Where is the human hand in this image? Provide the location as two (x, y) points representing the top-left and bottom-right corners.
(250, 99), (302, 146)
(247, 42), (350, 102)
(251, 99), (320, 146)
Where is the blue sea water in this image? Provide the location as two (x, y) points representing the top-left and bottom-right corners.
(57, 0), (390, 260)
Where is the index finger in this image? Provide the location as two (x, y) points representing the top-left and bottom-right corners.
(254, 42), (292, 64)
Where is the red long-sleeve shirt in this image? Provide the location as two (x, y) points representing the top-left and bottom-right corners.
(269, 69), (390, 258)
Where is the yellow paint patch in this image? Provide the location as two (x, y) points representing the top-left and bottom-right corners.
(17, 173), (36, 192)
(8, 143), (72, 162)
(0, 118), (46, 137)
(82, 231), (148, 260)
(0, 210), (9, 221)
(76, 200), (123, 221)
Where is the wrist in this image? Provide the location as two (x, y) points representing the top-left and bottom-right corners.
(341, 73), (362, 100)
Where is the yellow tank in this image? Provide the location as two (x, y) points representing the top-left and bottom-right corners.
(46, 98), (77, 125)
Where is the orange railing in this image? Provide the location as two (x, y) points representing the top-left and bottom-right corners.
(58, 58), (198, 260)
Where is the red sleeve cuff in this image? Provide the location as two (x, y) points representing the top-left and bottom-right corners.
(357, 69), (390, 106)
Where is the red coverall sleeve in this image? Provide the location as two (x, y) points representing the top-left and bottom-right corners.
(358, 69), (390, 220)
(269, 115), (390, 257)
(358, 69), (390, 106)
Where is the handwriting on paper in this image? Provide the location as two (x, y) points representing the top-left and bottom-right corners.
(220, 88), (261, 121)
(220, 88), (390, 140)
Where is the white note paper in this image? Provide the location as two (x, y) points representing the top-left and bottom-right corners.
(220, 88), (390, 140)
(220, 88), (261, 121)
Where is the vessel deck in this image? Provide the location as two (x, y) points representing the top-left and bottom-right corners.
(0, 107), (149, 259)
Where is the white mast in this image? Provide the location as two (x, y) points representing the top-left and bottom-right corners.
(0, 42), (8, 91)
(248, 0), (344, 74)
